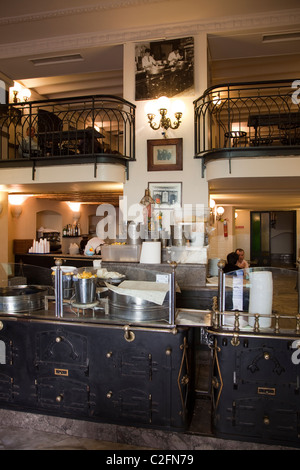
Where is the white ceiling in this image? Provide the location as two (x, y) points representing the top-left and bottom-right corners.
(209, 177), (300, 210)
(1, 0), (300, 207)
(1, 0), (300, 98)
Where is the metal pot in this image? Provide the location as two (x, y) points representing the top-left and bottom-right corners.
(73, 276), (97, 304)
(170, 224), (190, 246)
(108, 289), (169, 321)
(51, 267), (75, 300)
(126, 221), (144, 245)
(0, 285), (48, 313)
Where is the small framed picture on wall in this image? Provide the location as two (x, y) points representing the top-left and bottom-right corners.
(147, 138), (183, 171)
(148, 182), (182, 209)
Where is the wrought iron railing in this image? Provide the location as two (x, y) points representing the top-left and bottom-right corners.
(194, 79), (300, 170)
(0, 95), (136, 166)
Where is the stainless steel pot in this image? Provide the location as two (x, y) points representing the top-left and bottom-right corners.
(108, 289), (169, 321)
(126, 221), (145, 245)
(0, 285), (48, 313)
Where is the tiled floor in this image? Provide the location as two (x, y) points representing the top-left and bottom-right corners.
(0, 426), (154, 450)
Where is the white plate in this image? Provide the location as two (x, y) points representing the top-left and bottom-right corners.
(51, 266), (76, 273)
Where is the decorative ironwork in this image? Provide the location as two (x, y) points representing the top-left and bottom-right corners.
(0, 95), (136, 169)
(194, 80), (300, 175)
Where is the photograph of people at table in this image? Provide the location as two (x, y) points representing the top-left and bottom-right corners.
(135, 37), (194, 100)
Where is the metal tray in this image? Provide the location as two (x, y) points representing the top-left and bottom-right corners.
(0, 285), (49, 313)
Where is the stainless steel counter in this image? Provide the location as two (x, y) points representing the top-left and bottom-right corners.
(0, 297), (212, 329)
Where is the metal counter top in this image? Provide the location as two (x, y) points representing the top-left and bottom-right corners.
(0, 297), (212, 329)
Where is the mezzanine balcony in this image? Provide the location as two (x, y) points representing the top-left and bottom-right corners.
(0, 95), (135, 180)
(194, 80), (300, 177)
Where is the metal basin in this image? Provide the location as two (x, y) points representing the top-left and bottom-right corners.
(0, 285), (49, 313)
(108, 290), (169, 322)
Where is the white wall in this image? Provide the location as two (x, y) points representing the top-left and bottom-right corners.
(122, 34), (209, 216)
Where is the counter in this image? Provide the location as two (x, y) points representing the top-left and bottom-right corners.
(0, 257), (210, 431)
(0, 311), (194, 430)
(3, 261), (300, 447)
(15, 253), (207, 285)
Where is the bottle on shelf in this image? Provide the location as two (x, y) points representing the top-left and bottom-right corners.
(62, 222), (82, 237)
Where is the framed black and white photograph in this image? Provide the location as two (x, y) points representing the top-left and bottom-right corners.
(135, 37), (194, 101)
(147, 138), (183, 171)
(148, 182), (182, 209)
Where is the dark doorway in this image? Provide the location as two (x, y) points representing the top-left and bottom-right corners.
(250, 211), (296, 268)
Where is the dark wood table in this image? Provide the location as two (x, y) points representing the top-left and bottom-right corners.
(248, 112), (300, 144)
(38, 128), (104, 142)
(37, 128), (104, 155)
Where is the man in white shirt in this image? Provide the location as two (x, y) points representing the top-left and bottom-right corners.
(142, 49), (156, 71)
(168, 48), (183, 66)
(235, 248), (249, 269)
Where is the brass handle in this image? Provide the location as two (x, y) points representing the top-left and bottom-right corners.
(263, 416), (270, 425)
(0, 321), (4, 331)
(56, 336), (62, 343)
(56, 394), (63, 403)
(106, 391), (113, 399)
(264, 352), (270, 360)
(123, 325), (135, 342)
(106, 351), (113, 358)
(181, 375), (189, 385)
(212, 377), (219, 389)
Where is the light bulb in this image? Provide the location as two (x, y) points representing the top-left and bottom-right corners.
(157, 96), (170, 110)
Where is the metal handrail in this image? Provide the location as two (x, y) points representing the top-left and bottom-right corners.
(0, 94), (136, 164)
(194, 79), (300, 167)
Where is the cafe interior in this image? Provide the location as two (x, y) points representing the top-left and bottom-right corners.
(0, 0), (300, 451)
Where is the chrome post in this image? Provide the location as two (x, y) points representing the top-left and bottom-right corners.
(168, 261), (177, 326)
(54, 258), (63, 317)
(217, 259), (225, 325)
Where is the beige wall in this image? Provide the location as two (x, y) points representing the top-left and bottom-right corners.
(123, 33), (209, 212)
(0, 193), (8, 264)
(4, 198), (103, 263)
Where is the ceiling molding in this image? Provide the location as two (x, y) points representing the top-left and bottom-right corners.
(33, 192), (122, 205)
(0, 0), (171, 26)
(0, 8), (300, 59)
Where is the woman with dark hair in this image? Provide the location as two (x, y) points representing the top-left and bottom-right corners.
(223, 252), (240, 273)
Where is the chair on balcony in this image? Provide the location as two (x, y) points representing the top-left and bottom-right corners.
(224, 130), (247, 148)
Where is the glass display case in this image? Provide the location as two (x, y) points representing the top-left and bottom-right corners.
(211, 265), (299, 335)
(0, 262), (178, 327)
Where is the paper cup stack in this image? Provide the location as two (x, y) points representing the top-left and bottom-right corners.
(140, 241), (161, 264)
(248, 271), (273, 328)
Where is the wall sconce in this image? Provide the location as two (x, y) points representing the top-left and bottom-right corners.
(216, 206), (225, 221)
(10, 82), (31, 103)
(11, 82), (22, 103)
(67, 202), (81, 221)
(146, 96), (184, 131)
(11, 205), (22, 218)
(209, 198), (216, 223)
(9, 194), (30, 218)
(21, 88), (31, 102)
